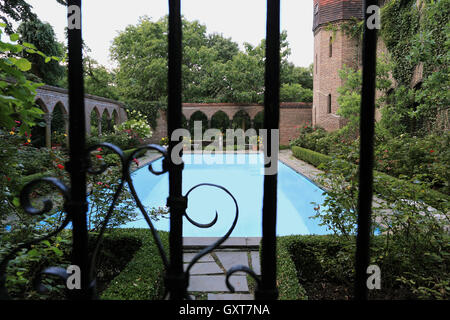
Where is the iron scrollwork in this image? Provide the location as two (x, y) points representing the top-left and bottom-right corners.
(0, 142), (261, 300)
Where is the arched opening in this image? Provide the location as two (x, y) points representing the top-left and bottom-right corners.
(181, 114), (188, 130)
(211, 111), (230, 134)
(31, 99), (48, 148)
(101, 110), (113, 135)
(112, 109), (119, 127)
(90, 107), (100, 136)
(189, 111), (208, 136)
(253, 111), (264, 131)
(232, 110), (252, 131)
(51, 102), (67, 146)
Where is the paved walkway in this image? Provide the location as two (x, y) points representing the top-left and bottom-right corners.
(183, 237), (261, 300)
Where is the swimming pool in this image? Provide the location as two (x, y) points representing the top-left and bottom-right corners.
(122, 153), (330, 237)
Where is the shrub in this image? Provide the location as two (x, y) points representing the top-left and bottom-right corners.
(114, 110), (153, 142)
(291, 146), (332, 168)
(101, 229), (169, 300)
(309, 157), (449, 299)
(276, 236), (308, 300)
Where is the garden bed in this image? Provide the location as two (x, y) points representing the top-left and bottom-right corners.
(4, 229), (168, 300)
(291, 146), (449, 209)
(276, 235), (449, 300)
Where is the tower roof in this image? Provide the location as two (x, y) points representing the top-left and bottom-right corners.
(313, 0), (363, 32)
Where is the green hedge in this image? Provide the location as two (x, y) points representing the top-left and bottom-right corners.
(291, 146), (332, 168)
(276, 237), (308, 300)
(101, 229), (169, 300)
(291, 146), (449, 209)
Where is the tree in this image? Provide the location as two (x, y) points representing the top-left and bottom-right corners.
(0, 23), (45, 134)
(111, 16), (312, 125)
(0, 0), (35, 34)
(337, 56), (391, 137)
(17, 18), (65, 86)
(83, 56), (118, 100)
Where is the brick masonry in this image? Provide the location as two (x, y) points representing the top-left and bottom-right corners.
(149, 103), (312, 146)
(313, 0), (363, 131)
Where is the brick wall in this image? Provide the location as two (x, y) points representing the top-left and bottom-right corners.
(150, 103), (312, 147)
(313, 22), (360, 131)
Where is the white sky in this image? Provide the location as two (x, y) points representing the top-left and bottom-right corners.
(26, 0), (314, 69)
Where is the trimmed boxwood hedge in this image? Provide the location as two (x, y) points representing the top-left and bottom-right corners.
(291, 146), (449, 209)
(101, 229), (169, 300)
(276, 236), (308, 300)
(291, 146), (332, 168)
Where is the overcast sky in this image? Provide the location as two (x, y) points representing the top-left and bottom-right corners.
(26, 0), (314, 69)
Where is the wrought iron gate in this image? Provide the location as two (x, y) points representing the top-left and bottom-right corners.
(0, 0), (378, 300)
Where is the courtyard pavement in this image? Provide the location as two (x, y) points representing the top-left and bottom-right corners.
(183, 237), (261, 300)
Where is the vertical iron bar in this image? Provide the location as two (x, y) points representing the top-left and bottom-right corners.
(167, 0), (185, 300)
(256, 0), (280, 301)
(355, 0), (378, 300)
(67, 0), (91, 299)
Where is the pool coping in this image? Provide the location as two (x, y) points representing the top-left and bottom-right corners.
(183, 237), (261, 249)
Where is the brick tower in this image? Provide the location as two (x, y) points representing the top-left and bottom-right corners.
(312, 0), (363, 130)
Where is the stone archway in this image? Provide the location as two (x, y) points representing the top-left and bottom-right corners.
(210, 110), (230, 133)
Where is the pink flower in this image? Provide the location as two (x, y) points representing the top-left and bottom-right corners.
(133, 158), (140, 166)
(97, 182), (103, 186)
(96, 155), (103, 159)
(96, 148), (103, 152)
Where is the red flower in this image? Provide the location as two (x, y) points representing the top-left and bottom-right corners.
(5, 176), (11, 182)
(430, 150), (435, 154)
(96, 148), (103, 152)
(133, 158), (140, 166)
(57, 164), (65, 170)
(15, 120), (21, 124)
(104, 184), (111, 188)
(97, 182), (103, 186)
(96, 155), (103, 159)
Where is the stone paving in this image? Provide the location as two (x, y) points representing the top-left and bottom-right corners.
(183, 237), (261, 300)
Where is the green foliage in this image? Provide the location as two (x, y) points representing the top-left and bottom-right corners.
(306, 156), (449, 299)
(312, 160), (360, 238)
(380, 0), (450, 134)
(114, 110), (153, 141)
(276, 236), (308, 300)
(291, 146), (332, 168)
(0, 24), (46, 134)
(374, 132), (450, 194)
(17, 18), (65, 86)
(336, 56), (392, 137)
(0, 0), (35, 34)
(83, 55), (118, 100)
(111, 16), (313, 125)
(101, 229), (169, 300)
(280, 83), (312, 102)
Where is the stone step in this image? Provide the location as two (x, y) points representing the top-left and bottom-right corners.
(187, 275), (248, 292)
(208, 293), (254, 300)
(183, 237), (261, 249)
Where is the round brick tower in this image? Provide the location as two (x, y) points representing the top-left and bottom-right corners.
(312, 0), (363, 130)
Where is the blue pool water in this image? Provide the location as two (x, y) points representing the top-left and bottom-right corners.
(122, 153), (330, 237)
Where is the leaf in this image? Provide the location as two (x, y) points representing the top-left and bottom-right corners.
(14, 58), (32, 72)
(9, 34), (19, 42)
(45, 57), (51, 63)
